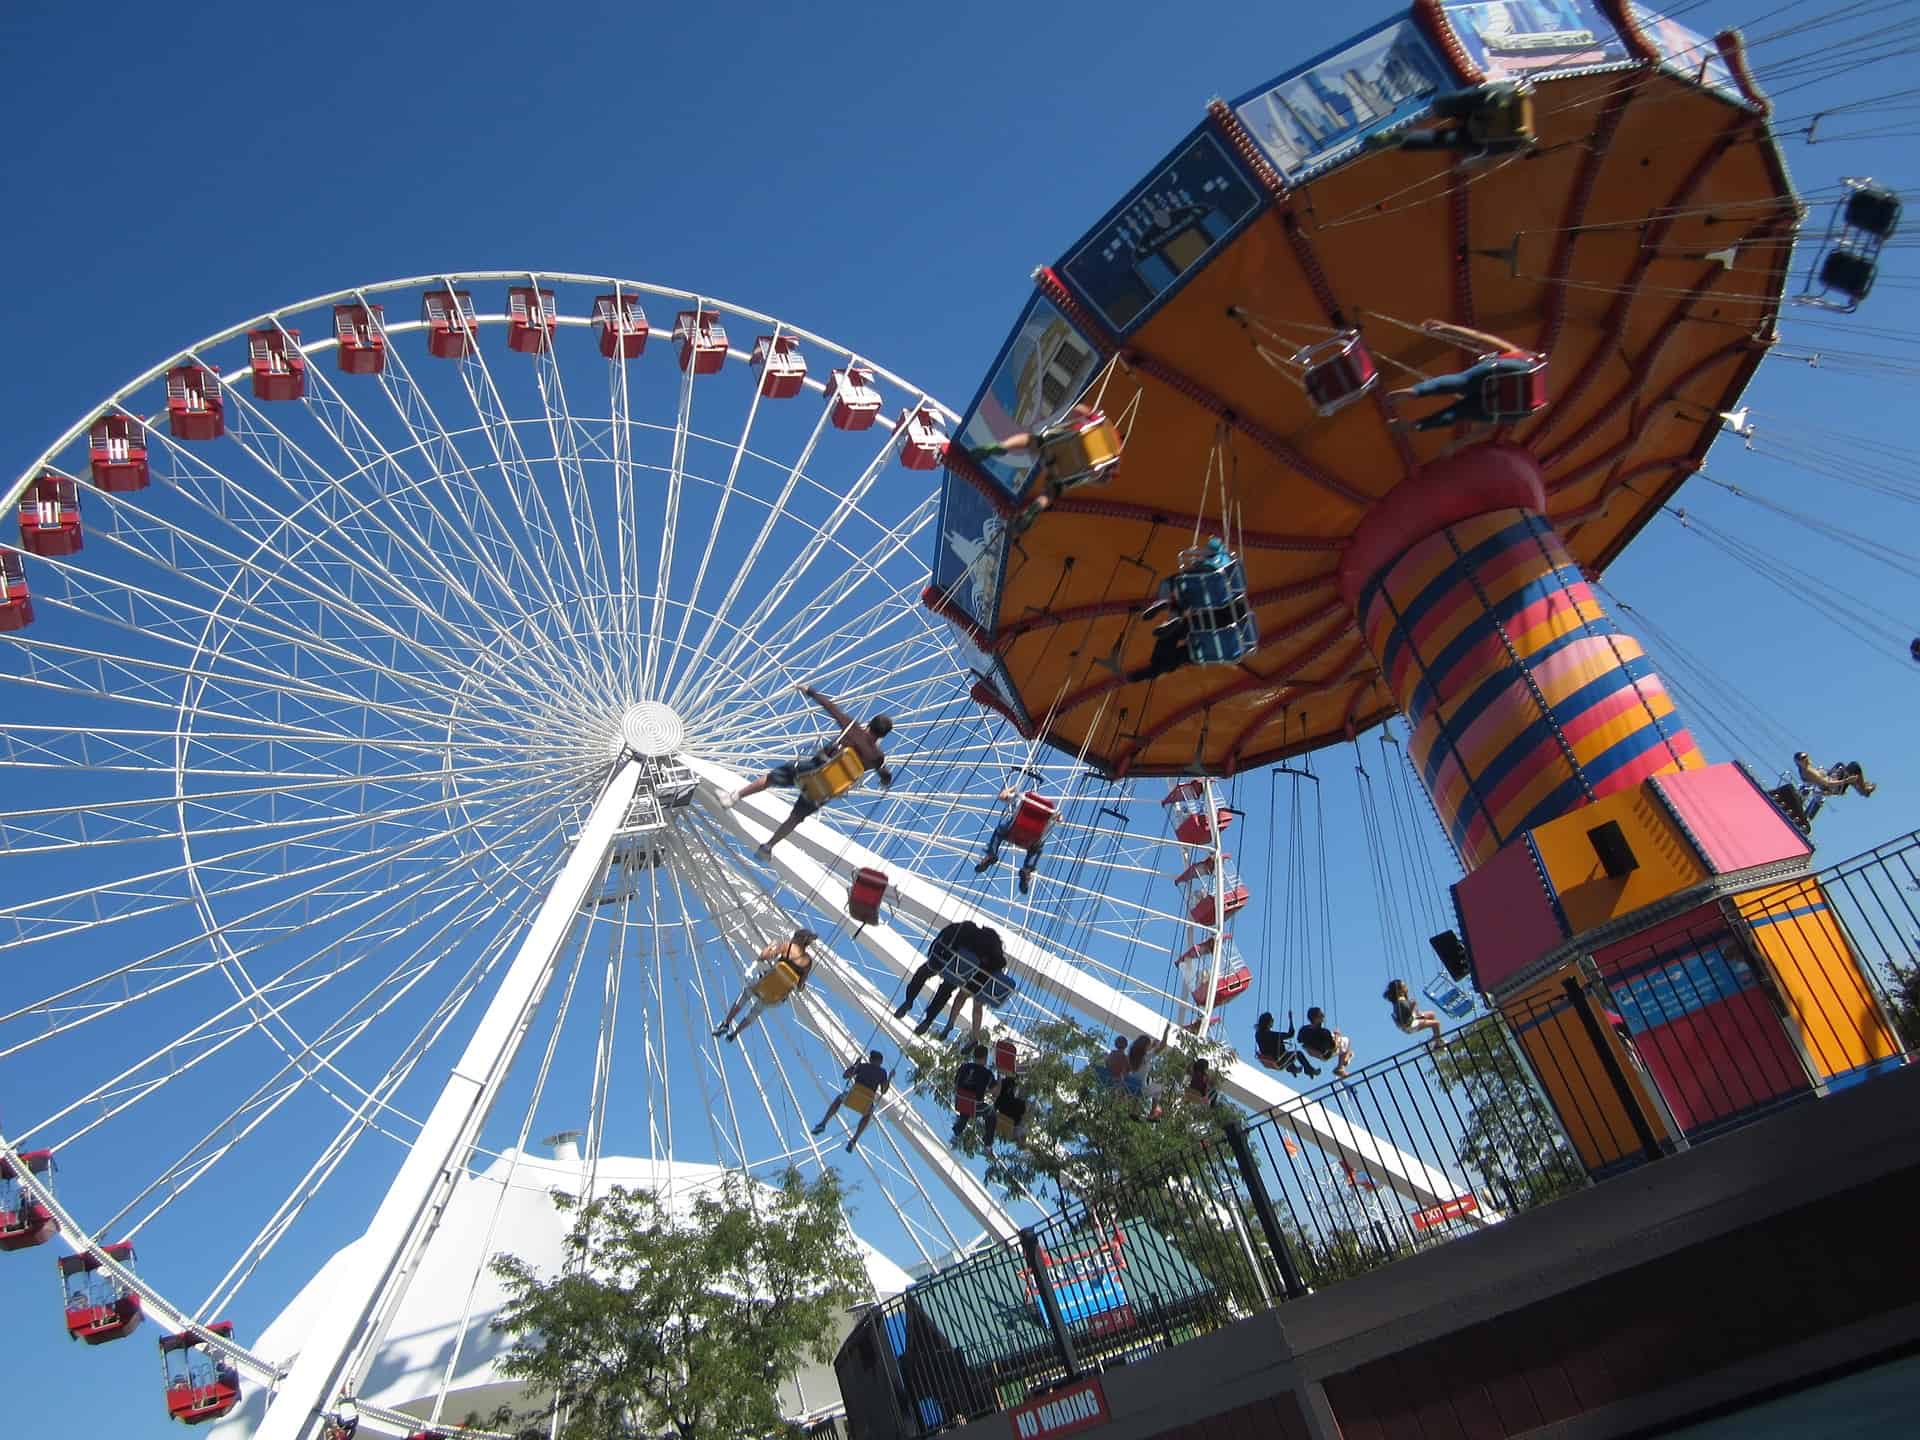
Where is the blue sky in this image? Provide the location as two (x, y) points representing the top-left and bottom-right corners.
(3, 1), (1916, 1433)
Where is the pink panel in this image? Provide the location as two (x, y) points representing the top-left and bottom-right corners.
(1453, 839), (1566, 994)
(1628, 990), (1807, 1133)
(1652, 763), (1810, 876)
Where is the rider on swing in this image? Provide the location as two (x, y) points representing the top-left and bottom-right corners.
(1388, 321), (1545, 432)
(725, 683), (894, 855)
(970, 402), (1120, 537)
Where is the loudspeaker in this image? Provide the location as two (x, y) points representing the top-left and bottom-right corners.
(1429, 930), (1470, 982)
(1587, 819), (1639, 878)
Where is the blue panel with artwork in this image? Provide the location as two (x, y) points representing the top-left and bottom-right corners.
(1441, 1), (1631, 78)
(930, 470), (1008, 637)
(1231, 18), (1450, 182)
(1629, 3), (1740, 101)
(1057, 128), (1263, 335)
(954, 292), (1105, 499)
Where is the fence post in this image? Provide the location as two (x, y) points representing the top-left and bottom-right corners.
(1562, 976), (1665, 1164)
(1223, 1120), (1308, 1299)
(1019, 1227), (1081, 1380)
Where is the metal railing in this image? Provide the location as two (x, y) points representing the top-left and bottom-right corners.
(837, 833), (1920, 1439)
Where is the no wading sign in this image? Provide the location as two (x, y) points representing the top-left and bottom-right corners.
(1007, 1376), (1109, 1438)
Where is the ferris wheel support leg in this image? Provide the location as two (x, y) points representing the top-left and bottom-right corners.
(254, 758), (647, 1440)
(681, 756), (1462, 1211)
(672, 830), (1021, 1243)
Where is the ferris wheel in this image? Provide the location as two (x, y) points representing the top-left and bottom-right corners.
(0, 273), (1454, 1439)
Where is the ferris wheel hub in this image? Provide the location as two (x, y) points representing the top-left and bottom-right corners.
(620, 701), (686, 758)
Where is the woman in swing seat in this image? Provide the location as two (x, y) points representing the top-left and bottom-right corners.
(712, 929), (818, 1042)
(1383, 978), (1444, 1047)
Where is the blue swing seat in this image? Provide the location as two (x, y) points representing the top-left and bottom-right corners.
(1167, 544), (1258, 664)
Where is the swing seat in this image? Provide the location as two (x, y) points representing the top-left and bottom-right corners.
(1297, 332), (1378, 417)
(994, 1038), (1018, 1072)
(1035, 407), (1122, 489)
(795, 747), (867, 806)
(994, 1112), (1026, 1141)
(753, 961), (801, 1004)
(1844, 182), (1901, 240)
(1167, 546), (1244, 613)
(847, 867), (888, 925)
(1466, 84), (1535, 149)
(947, 947), (1016, 1008)
(845, 1083), (879, 1116)
(954, 1091), (983, 1118)
(1423, 973), (1477, 1020)
(1185, 598), (1258, 664)
(1478, 357), (1548, 421)
(1003, 792), (1055, 851)
(1818, 244), (1878, 306)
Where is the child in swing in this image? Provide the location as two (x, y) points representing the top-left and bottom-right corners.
(1383, 979), (1445, 1047)
(812, 1050), (892, 1152)
(1254, 1011), (1318, 1077)
(1296, 1007), (1354, 1079)
(975, 785), (1045, 894)
(1387, 321), (1546, 432)
(724, 683), (894, 856)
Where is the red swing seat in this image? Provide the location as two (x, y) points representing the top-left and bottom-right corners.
(1002, 792), (1055, 851)
(1479, 355), (1548, 420)
(847, 867), (888, 925)
(993, 1038), (1018, 1072)
(1297, 331), (1378, 417)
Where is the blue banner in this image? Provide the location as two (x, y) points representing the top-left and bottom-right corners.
(1059, 131), (1262, 333)
(1611, 940), (1758, 1030)
(955, 293), (1105, 499)
(1630, 3), (1739, 100)
(1232, 19), (1450, 182)
(1441, 2), (1630, 78)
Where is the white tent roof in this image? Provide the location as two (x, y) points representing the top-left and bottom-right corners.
(213, 1146), (911, 1434)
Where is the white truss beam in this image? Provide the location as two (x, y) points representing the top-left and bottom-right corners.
(682, 756), (1460, 1209)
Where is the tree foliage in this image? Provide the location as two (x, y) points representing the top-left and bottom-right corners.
(1429, 1018), (1585, 1208)
(489, 1169), (870, 1440)
(905, 1019), (1236, 1209)
(1884, 958), (1920, 1049)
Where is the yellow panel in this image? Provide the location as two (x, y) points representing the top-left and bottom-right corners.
(1736, 880), (1900, 1078)
(1530, 782), (1706, 936)
(1504, 964), (1672, 1174)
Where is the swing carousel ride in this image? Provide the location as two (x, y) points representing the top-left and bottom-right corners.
(1, 3), (1916, 1437)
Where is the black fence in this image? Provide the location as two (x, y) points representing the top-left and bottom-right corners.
(837, 833), (1920, 1440)
(1502, 831), (1919, 1172)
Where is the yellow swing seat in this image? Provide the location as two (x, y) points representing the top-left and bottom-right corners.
(753, 960), (801, 1004)
(796, 748), (867, 806)
(846, 1083), (879, 1116)
(1036, 411), (1122, 489)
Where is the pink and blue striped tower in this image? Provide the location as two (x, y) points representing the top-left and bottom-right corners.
(1339, 444), (1704, 872)
(1340, 444), (1898, 1173)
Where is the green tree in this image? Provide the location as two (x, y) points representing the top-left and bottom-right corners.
(906, 1019), (1236, 1209)
(1884, 958), (1920, 1048)
(489, 1169), (870, 1440)
(1429, 1018), (1585, 1209)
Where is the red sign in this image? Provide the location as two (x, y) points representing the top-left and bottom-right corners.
(1008, 1376), (1109, 1439)
(1411, 1193), (1480, 1231)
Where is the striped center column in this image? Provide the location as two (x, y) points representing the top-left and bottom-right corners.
(1339, 445), (1704, 870)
